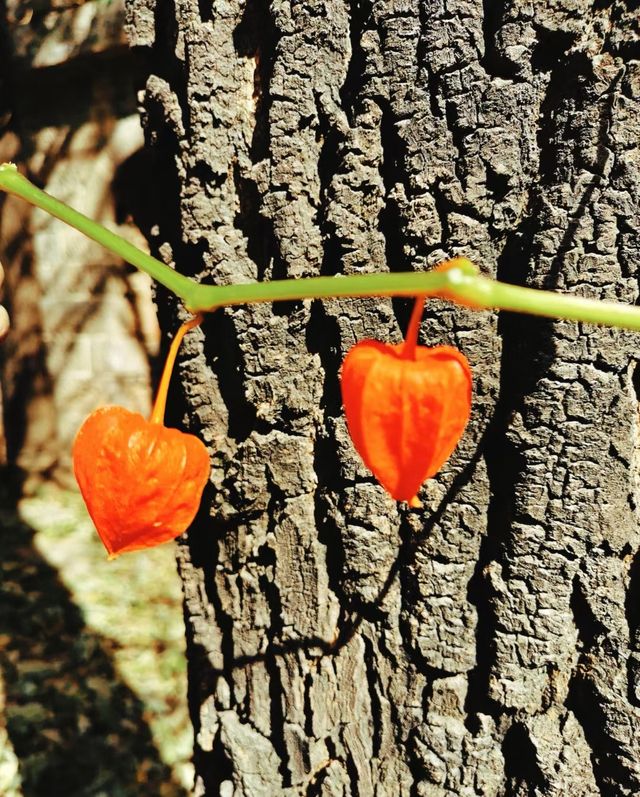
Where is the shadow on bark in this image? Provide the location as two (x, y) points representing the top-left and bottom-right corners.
(187, 418), (491, 682)
(0, 488), (186, 797)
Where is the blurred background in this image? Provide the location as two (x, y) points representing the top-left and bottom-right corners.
(0, 2), (193, 794)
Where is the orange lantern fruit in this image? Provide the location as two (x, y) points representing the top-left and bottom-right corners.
(340, 298), (472, 506)
(73, 315), (210, 557)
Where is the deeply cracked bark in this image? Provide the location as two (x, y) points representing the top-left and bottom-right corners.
(124, 0), (640, 794)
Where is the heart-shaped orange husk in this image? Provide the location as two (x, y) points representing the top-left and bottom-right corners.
(73, 406), (210, 557)
(341, 340), (472, 505)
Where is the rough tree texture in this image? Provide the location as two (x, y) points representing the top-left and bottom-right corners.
(124, 0), (640, 794)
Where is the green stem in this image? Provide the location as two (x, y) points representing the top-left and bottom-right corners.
(0, 163), (199, 306)
(191, 264), (640, 332)
(3, 162), (640, 332)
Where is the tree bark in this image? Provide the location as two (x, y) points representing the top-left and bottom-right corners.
(124, 0), (640, 794)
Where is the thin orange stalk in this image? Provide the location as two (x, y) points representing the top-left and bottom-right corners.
(402, 295), (427, 359)
(150, 314), (204, 425)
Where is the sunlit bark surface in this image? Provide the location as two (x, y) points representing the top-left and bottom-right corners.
(125, 0), (640, 793)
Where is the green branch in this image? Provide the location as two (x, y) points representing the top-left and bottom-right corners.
(2, 162), (640, 331)
(0, 164), (199, 306)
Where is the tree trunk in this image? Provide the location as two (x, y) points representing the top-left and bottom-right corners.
(124, 0), (640, 794)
